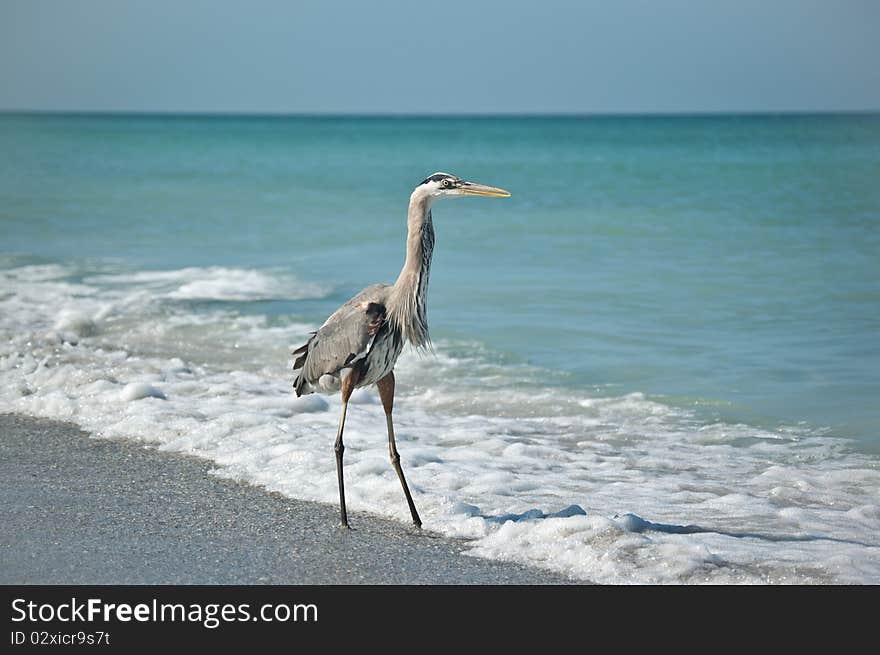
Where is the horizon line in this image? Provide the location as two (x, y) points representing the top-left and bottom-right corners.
(1, 108), (879, 120)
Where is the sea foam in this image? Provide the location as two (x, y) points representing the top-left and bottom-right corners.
(1, 262), (878, 584)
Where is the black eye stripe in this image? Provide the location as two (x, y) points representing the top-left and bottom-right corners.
(420, 173), (458, 186)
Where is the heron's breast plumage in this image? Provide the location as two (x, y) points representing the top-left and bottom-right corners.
(357, 324), (404, 386)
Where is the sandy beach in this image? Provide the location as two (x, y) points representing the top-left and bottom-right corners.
(0, 413), (572, 585)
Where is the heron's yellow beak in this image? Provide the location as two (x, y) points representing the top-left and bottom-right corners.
(459, 181), (511, 198)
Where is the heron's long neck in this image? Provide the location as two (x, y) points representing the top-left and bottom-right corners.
(389, 191), (435, 350)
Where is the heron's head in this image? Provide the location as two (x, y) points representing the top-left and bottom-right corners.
(415, 172), (511, 201)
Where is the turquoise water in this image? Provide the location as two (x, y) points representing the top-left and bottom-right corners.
(2, 113), (879, 450)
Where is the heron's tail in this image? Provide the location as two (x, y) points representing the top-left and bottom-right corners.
(291, 342), (310, 397)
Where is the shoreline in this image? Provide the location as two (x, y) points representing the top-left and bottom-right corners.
(0, 413), (576, 585)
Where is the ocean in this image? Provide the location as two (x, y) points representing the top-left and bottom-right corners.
(1, 113), (878, 583)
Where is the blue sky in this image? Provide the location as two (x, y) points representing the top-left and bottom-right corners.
(2, 0), (878, 114)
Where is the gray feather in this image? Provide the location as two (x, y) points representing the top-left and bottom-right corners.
(292, 284), (393, 396)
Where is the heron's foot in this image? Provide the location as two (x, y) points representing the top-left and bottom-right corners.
(339, 520), (351, 530)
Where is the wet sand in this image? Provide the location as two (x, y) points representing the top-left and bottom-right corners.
(0, 413), (575, 584)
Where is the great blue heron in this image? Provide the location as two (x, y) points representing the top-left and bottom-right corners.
(291, 172), (511, 528)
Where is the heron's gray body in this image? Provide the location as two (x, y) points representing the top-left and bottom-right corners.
(292, 283), (404, 396)
(288, 172), (510, 529)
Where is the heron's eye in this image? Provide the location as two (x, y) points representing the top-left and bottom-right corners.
(442, 179), (450, 188)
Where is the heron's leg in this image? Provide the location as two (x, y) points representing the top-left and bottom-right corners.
(334, 400), (350, 528)
(335, 369), (360, 529)
(377, 372), (422, 529)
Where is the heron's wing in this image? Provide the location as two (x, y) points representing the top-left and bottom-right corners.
(292, 285), (390, 396)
